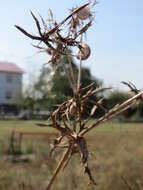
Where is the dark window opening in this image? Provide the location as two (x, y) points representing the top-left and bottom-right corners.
(5, 91), (12, 100)
(6, 74), (13, 83)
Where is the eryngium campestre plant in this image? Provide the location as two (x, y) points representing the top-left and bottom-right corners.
(15, 1), (143, 189)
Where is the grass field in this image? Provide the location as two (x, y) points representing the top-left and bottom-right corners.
(0, 120), (143, 190)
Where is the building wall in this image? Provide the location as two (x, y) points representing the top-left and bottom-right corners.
(0, 72), (22, 104)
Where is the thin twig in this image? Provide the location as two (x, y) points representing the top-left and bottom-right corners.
(121, 176), (134, 190)
(77, 24), (83, 90)
(65, 47), (77, 92)
(80, 91), (143, 136)
(30, 11), (43, 37)
(46, 145), (72, 190)
(15, 25), (42, 40)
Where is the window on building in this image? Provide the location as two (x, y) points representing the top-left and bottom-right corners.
(6, 74), (13, 83)
(5, 91), (12, 100)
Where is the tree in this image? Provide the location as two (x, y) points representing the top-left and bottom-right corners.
(106, 91), (130, 109)
(33, 53), (102, 111)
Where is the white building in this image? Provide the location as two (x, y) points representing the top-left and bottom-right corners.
(0, 62), (24, 105)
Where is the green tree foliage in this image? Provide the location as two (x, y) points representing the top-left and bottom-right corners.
(138, 102), (143, 117)
(106, 91), (130, 109)
(33, 53), (102, 111)
(105, 91), (137, 119)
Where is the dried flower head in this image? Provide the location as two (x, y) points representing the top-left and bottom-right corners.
(76, 5), (91, 20)
(69, 101), (77, 116)
(76, 43), (91, 60)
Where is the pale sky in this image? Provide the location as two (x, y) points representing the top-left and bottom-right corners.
(0, 0), (143, 90)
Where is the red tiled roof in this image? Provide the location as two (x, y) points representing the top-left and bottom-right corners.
(0, 62), (24, 74)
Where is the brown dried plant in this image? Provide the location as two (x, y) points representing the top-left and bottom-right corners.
(15, 1), (143, 190)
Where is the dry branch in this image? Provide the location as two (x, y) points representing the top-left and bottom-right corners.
(80, 91), (143, 136)
(46, 145), (72, 190)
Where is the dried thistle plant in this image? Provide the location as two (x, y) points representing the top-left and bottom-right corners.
(15, 1), (143, 189)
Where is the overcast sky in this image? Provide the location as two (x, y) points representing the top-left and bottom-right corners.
(0, 0), (143, 90)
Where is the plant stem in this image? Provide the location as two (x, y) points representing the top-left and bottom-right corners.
(77, 29), (83, 90)
(77, 56), (82, 90)
(80, 91), (143, 136)
(46, 145), (71, 190)
(66, 47), (77, 93)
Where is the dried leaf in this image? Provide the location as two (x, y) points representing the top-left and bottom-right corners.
(15, 25), (41, 40)
(78, 20), (92, 35)
(121, 81), (138, 94)
(90, 105), (98, 116)
(30, 11), (43, 36)
(48, 9), (54, 20)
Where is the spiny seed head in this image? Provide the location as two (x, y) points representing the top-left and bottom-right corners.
(76, 43), (91, 60)
(76, 6), (91, 20)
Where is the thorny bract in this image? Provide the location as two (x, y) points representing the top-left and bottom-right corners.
(15, 1), (143, 190)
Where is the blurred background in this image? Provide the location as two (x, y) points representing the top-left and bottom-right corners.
(0, 0), (143, 88)
(0, 2), (142, 190)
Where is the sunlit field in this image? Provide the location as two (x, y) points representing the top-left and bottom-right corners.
(0, 120), (142, 190)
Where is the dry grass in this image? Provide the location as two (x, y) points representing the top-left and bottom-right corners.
(0, 121), (142, 190)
